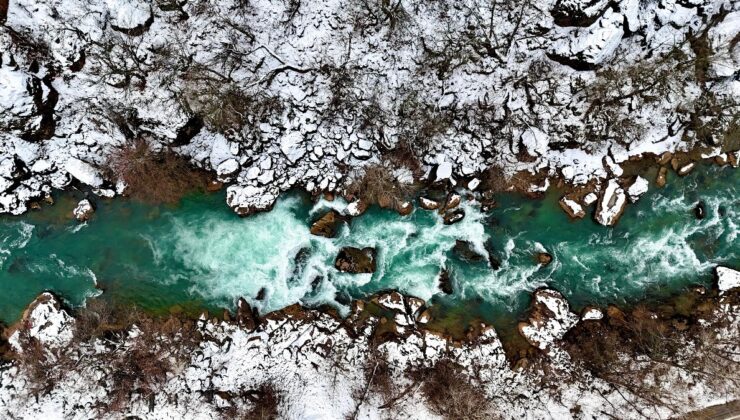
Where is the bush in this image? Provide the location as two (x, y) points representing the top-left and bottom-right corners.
(415, 359), (499, 420)
(345, 163), (416, 209)
(106, 138), (208, 204)
(244, 384), (282, 420)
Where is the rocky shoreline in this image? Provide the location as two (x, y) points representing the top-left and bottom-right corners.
(1, 266), (738, 419)
(1, 0), (738, 222)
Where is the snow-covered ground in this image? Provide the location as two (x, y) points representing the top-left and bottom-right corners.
(0, 0), (737, 221)
(1, 274), (739, 419)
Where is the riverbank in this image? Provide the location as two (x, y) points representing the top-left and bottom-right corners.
(1, 267), (738, 419)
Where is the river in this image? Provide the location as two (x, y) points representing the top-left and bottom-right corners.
(0, 164), (737, 329)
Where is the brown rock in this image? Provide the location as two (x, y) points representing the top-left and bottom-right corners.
(396, 201), (413, 216)
(310, 210), (347, 238)
(656, 167), (668, 188)
(536, 252), (553, 266)
(657, 151), (673, 165)
(335, 247), (376, 273)
(207, 180), (223, 192)
(419, 197), (440, 210)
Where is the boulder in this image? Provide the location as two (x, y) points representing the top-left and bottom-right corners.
(440, 193), (461, 213)
(396, 201), (413, 216)
(438, 269), (453, 294)
(677, 162), (695, 176)
(580, 306), (603, 321)
(236, 297), (257, 330)
(419, 197), (440, 210)
(656, 166), (668, 188)
(335, 247), (376, 273)
(452, 240), (486, 263)
(594, 179), (626, 226)
(518, 289), (579, 349)
(694, 201), (705, 220)
(310, 210), (347, 238)
(536, 252), (553, 266)
(626, 176), (648, 203)
(443, 209), (465, 225)
(559, 196), (585, 218)
(72, 199), (94, 221)
(344, 199), (368, 217)
(715, 266), (740, 293)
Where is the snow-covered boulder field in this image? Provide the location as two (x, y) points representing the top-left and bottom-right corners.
(0, 0), (737, 216)
(1, 283), (739, 419)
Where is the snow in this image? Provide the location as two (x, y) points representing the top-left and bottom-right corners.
(550, 9), (624, 67)
(581, 307), (604, 321)
(434, 162), (453, 183)
(106, 0), (151, 30)
(1, 288), (739, 419)
(0, 65), (35, 120)
(0, 0), (734, 217)
(64, 158), (104, 188)
(716, 266), (740, 293)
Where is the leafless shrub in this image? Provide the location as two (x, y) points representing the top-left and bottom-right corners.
(345, 162), (416, 209)
(243, 384), (282, 420)
(414, 359), (499, 420)
(103, 309), (201, 411)
(106, 138), (208, 204)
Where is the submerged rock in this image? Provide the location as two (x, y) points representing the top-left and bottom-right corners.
(310, 210), (347, 238)
(536, 252), (553, 266)
(452, 240), (486, 263)
(72, 198), (94, 221)
(438, 268), (453, 294)
(335, 247), (376, 273)
(694, 201), (705, 220)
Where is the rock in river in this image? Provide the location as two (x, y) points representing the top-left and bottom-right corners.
(310, 210), (347, 238)
(72, 199), (94, 221)
(335, 247), (376, 273)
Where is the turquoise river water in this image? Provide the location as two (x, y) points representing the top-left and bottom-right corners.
(0, 165), (737, 328)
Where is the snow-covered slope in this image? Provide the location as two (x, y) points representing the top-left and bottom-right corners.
(2, 287), (739, 419)
(0, 0), (737, 215)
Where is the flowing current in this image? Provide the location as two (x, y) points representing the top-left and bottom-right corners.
(0, 165), (737, 325)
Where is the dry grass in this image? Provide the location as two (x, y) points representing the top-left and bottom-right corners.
(106, 138), (208, 204)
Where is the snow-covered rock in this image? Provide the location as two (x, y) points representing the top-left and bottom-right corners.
(716, 266), (740, 293)
(594, 179), (626, 226)
(518, 289), (579, 350)
(626, 176), (648, 203)
(72, 198), (94, 221)
(8, 293), (74, 351)
(65, 158), (104, 188)
(559, 196), (585, 218)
